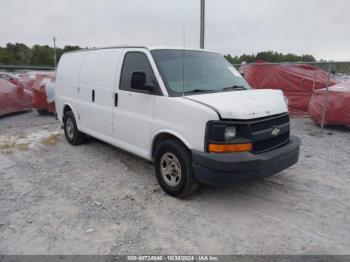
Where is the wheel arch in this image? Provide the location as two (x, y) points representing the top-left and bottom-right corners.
(62, 103), (76, 120)
(151, 130), (192, 160)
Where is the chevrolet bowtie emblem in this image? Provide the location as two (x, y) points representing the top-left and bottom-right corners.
(271, 127), (281, 136)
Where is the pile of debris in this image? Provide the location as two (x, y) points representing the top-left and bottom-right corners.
(0, 71), (55, 116)
(239, 62), (338, 117)
(308, 82), (350, 127)
(240, 61), (350, 127)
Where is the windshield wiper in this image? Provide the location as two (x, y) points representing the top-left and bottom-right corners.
(222, 85), (246, 91)
(184, 89), (214, 93)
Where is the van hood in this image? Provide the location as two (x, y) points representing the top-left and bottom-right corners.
(186, 89), (288, 119)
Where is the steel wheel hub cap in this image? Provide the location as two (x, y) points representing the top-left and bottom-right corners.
(66, 118), (74, 139)
(160, 152), (181, 187)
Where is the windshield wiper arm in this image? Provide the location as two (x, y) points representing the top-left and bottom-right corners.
(184, 89), (214, 93)
(222, 85), (245, 91)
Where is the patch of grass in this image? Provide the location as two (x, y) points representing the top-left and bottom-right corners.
(41, 134), (60, 146)
(0, 140), (29, 153)
(0, 141), (16, 150)
(17, 143), (29, 151)
(3, 149), (13, 155)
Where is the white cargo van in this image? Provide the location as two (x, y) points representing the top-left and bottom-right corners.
(55, 46), (300, 198)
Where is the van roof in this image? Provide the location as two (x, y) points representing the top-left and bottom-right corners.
(65, 46), (214, 54)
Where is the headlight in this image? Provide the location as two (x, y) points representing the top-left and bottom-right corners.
(284, 96), (289, 106)
(224, 126), (236, 141)
(206, 122), (252, 153)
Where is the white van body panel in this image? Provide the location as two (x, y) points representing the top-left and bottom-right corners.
(77, 49), (123, 137)
(112, 48), (166, 159)
(187, 89), (287, 119)
(55, 46), (288, 162)
(55, 52), (84, 121)
(152, 97), (219, 153)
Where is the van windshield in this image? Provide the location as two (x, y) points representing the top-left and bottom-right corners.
(151, 49), (250, 96)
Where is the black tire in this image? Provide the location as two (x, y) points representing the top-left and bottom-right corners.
(37, 109), (49, 115)
(154, 139), (199, 198)
(63, 111), (86, 145)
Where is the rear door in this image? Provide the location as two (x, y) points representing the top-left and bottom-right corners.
(113, 50), (162, 158)
(55, 52), (84, 122)
(78, 49), (122, 137)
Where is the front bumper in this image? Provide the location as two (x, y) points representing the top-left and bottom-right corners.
(192, 136), (300, 185)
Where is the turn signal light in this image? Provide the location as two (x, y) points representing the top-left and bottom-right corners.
(208, 143), (252, 153)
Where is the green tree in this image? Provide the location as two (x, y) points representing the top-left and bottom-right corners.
(30, 45), (55, 66)
(225, 50), (316, 64)
(0, 43), (81, 66)
(0, 43), (319, 67)
(56, 45), (80, 62)
(0, 43), (31, 65)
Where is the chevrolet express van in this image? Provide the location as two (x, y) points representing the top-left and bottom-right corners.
(55, 46), (300, 198)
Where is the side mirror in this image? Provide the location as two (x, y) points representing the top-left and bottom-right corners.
(131, 71), (154, 92)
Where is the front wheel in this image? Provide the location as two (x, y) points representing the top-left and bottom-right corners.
(63, 111), (86, 145)
(154, 139), (198, 198)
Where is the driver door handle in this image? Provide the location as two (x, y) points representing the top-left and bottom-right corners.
(114, 93), (118, 107)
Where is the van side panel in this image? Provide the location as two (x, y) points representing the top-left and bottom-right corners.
(56, 48), (219, 162)
(78, 49), (121, 137)
(55, 52), (85, 122)
(77, 49), (122, 137)
(76, 51), (97, 131)
(112, 49), (160, 159)
(151, 96), (219, 156)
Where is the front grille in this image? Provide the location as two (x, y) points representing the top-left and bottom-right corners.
(253, 131), (290, 153)
(250, 113), (290, 153)
(251, 114), (290, 133)
(215, 113), (290, 153)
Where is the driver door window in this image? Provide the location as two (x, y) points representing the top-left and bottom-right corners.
(120, 52), (158, 94)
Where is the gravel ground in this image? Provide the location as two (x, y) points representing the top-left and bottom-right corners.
(0, 111), (349, 255)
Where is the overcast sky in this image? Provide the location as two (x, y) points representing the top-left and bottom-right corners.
(0, 0), (349, 60)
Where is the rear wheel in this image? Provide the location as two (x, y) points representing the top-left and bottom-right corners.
(154, 139), (198, 198)
(63, 111), (86, 145)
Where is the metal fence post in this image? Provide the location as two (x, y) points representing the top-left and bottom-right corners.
(200, 0), (205, 49)
(320, 63), (332, 133)
(312, 70), (318, 92)
(53, 37), (57, 70)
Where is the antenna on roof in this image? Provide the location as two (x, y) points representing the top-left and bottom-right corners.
(182, 28), (186, 97)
